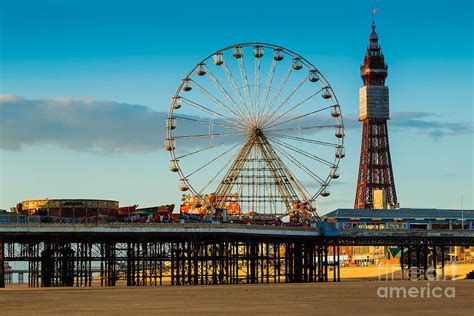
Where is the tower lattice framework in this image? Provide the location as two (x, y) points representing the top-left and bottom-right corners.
(354, 18), (398, 209)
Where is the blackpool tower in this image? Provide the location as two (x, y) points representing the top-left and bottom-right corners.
(354, 16), (398, 209)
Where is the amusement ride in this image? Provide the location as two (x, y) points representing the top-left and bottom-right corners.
(166, 43), (345, 221)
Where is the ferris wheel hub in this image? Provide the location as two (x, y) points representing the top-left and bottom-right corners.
(253, 127), (263, 135)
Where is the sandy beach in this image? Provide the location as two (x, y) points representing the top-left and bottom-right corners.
(1, 264), (473, 315)
(1, 281), (473, 315)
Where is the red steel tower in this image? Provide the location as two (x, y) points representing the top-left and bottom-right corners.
(354, 17), (398, 209)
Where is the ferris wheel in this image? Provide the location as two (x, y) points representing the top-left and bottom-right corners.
(165, 43), (345, 218)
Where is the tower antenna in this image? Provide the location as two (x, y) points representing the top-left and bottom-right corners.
(372, 8), (376, 29)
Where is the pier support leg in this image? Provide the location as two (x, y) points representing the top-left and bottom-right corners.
(400, 246), (404, 280)
(423, 243), (428, 280)
(324, 245), (328, 282)
(107, 243), (117, 286)
(317, 243), (324, 282)
(441, 245), (445, 280)
(415, 246), (421, 280)
(250, 241), (257, 284)
(0, 241), (5, 288)
(41, 243), (54, 287)
(126, 242), (139, 286)
(294, 241), (303, 283)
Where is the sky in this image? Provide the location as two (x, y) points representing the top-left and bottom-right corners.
(0, 0), (473, 213)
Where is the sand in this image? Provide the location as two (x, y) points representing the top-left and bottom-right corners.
(1, 265), (473, 315)
(0, 281), (472, 315)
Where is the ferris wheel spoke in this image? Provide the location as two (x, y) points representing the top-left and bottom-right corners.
(260, 64), (293, 124)
(263, 88), (324, 129)
(266, 105), (333, 130)
(221, 60), (249, 117)
(268, 138), (326, 185)
(254, 56), (261, 119)
(267, 124), (335, 133)
(264, 132), (339, 147)
(267, 136), (334, 167)
(173, 131), (247, 140)
(180, 97), (244, 128)
(197, 150), (238, 195)
(271, 146), (326, 198)
(292, 178), (313, 202)
(258, 59), (277, 122)
(284, 171), (313, 202)
(261, 73), (310, 127)
(185, 142), (241, 178)
(175, 139), (239, 160)
(173, 115), (245, 131)
(237, 57), (257, 124)
(191, 80), (245, 123)
(203, 65), (248, 119)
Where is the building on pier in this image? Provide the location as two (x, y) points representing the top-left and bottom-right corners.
(323, 208), (474, 264)
(14, 199), (119, 219)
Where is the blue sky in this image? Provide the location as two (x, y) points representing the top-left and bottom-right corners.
(0, 0), (472, 212)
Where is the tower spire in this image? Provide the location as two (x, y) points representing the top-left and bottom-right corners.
(361, 9), (385, 86)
